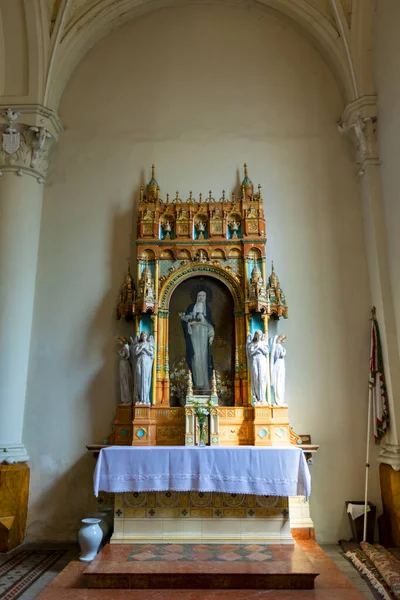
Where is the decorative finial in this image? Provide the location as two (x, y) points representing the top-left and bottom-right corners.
(268, 262), (279, 289)
(241, 164), (254, 198)
(187, 370), (193, 396)
(211, 370), (217, 396)
(199, 192), (203, 203)
(166, 193), (169, 204)
(208, 190), (212, 201)
(146, 165), (159, 199)
(222, 190), (226, 201)
(189, 191), (193, 201)
(175, 191), (179, 203)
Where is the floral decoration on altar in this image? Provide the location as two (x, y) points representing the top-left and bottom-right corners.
(191, 399), (213, 447)
(169, 358), (233, 407)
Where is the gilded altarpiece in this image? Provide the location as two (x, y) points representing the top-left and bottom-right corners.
(114, 165), (290, 448)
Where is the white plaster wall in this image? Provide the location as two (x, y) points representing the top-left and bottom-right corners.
(375, 0), (400, 351)
(24, 4), (378, 543)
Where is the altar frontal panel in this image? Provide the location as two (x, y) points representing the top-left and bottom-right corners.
(112, 492), (291, 544)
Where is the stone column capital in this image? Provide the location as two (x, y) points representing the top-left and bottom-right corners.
(0, 104), (62, 183)
(338, 95), (379, 176)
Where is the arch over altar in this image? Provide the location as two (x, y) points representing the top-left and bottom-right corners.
(159, 262), (244, 312)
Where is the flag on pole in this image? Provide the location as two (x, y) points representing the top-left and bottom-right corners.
(369, 310), (390, 443)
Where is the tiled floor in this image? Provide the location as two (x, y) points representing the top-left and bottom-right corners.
(126, 543), (275, 561)
(0, 541), (378, 599)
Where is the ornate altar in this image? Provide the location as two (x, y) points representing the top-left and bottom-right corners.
(93, 165), (320, 545)
(113, 165), (293, 448)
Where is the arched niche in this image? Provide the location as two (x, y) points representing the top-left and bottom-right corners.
(248, 247), (262, 261)
(177, 249), (192, 260)
(168, 275), (235, 407)
(141, 248), (155, 260)
(160, 249), (175, 260)
(211, 248), (226, 260)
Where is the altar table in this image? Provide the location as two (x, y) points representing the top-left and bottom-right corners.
(94, 445), (311, 499)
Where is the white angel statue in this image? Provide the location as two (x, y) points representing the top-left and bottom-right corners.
(269, 334), (287, 406)
(129, 331), (155, 405)
(246, 330), (269, 405)
(118, 340), (133, 404)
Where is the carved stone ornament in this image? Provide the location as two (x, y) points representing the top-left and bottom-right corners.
(339, 96), (379, 177)
(29, 125), (53, 168)
(0, 109), (59, 183)
(1, 109), (20, 155)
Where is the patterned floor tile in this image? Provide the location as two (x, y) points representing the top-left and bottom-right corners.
(246, 552), (272, 561)
(243, 545), (266, 552)
(160, 553), (184, 561)
(191, 552), (213, 559)
(218, 552), (242, 562)
(130, 552), (158, 561)
(164, 545), (184, 552)
(127, 545), (276, 563)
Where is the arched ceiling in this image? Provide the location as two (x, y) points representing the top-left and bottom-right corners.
(1, 0), (374, 112)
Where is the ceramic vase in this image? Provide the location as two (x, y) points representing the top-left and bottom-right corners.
(198, 421), (207, 447)
(78, 518), (103, 562)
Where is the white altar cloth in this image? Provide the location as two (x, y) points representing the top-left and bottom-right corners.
(94, 446), (311, 499)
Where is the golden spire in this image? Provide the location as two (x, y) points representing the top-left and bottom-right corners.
(241, 163), (253, 198)
(146, 164), (159, 200)
(269, 262), (279, 288)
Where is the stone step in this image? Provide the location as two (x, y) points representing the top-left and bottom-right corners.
(84, 543), (318, 590)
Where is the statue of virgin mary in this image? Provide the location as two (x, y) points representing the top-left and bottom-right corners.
(180, 289), (215, 390)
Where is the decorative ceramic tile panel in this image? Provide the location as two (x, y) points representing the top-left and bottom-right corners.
(117, 492), (288, 519)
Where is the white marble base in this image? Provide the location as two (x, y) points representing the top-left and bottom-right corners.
(111, 516), (293, 544)
(288, 496), (314, 529)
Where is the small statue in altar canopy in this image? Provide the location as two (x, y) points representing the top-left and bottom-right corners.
(269, 335), (287, 406)
(129, 332), (155, 405)
(246, 330), (269, 405)
(118, 341), (133, 405)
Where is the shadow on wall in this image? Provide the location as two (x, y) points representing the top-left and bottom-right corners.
(27, 185), (144, 542)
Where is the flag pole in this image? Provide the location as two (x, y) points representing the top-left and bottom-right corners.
(363, 384), (372, 541)
(364, 306), (376, 541)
